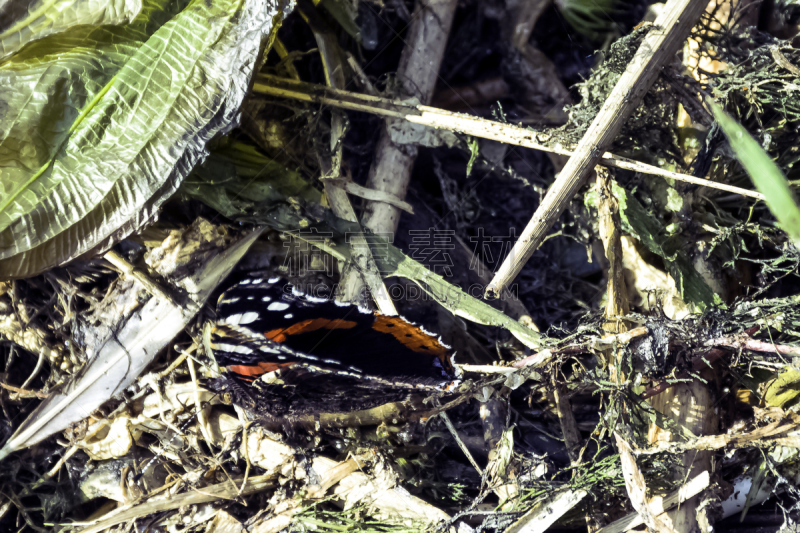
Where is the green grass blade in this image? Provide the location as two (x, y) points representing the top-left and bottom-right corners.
(708, 99), (800, 248)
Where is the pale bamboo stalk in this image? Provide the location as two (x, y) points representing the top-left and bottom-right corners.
(486, 0), (713, 297)
(340, 0), (458, 301)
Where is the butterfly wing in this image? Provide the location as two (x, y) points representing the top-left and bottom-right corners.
(212, 278), (457, 386)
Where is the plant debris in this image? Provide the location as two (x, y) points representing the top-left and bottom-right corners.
(2, 1), (800, 532)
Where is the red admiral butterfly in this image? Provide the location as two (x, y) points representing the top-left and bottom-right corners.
(206, 278), (459, 422)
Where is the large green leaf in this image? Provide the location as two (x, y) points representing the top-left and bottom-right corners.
(0, 0), (290, 278)
(0, 0), (143, 60)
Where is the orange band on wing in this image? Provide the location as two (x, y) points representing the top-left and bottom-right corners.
(229, 361), (296, 378)
(371, 315), (450, 362)
(265, 318), (357, 342)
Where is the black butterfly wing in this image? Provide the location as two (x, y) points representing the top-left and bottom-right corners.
(212, 278), (456, 385)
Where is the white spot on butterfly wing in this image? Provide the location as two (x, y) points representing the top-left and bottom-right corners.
(258, 345), (280, 354)
(224, 312), (260, 325)
(261, 296), (272, 302)
(219, 296), (240, 305)
(267, 302), (290, 312)
(284, 313), (293, 319)
(214, 343), (254, 355)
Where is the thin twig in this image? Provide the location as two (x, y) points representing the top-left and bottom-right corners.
(72, 474), (277, 533)
(439, 410), (484, 477)
(770, 45), (800, 76)
(184, 343), (214, 455)
(322, 178), (415, 214)
(707, 334), (800, 357)
(253, 75), (764, 202)
(459, 364), (517, 374)
(596, 472), (710, 533)
(503, 487), (589, 533)
(103, 250), (178, 307)
(0, 382), (47, 398)
(511, 326), (649, 369)
(236, 406), (252, 497)
(26, 446), (80, 492)
(17, 349), (46, 397)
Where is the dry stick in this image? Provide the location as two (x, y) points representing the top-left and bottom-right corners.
(16, 345), (46, 396)
(459, 364), (517, 374)
(643, 334), (800, 400)
(552, 374), (583, 466)
(770, 45), (800, 76)
(597, 167), (631, 334)
(455, 235), (533, 324)
(503, 487), (589, 533)
(598, 169), (695, 533)
(638, 419), (799, 455)
(340, 0), (458, 302)
(595, 169), (674, 533)
(183, 344), (214, 467)
(299, 2), (397, 316)
(0, 382), (46, 398)
(253, 75), (764, 201)
(597, 166), (711, 532)
(551, 380), (584, 466)
(324, 175), (399, 316)
(325, 178), (415, 214)
(596, 472), (711, 533)
(103, 250), (177, 306)
(485, 0), (713, 297)
(511, 326), (649, 369)
(616, 438), (679, 533)
(647, 377), (717, 529)
(549, 374), (597, 530)
(74, 475), (277, 533)
(708, 334), (800, 357)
